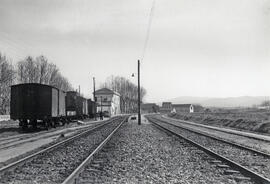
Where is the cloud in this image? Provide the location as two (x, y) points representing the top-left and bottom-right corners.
(0, 0), (270, 101)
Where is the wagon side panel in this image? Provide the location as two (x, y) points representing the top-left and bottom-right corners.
(76, 96), (83, 116)
(51, 88), (58, 117)
(10, 86), (22, 120)
(37, 85), (52, 118)
(66, 92), (77, 116)
(83, 98), (88, 115)
(58, 90), (66, 117)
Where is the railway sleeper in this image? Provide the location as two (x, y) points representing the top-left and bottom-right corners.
(224, 170), (240, 175)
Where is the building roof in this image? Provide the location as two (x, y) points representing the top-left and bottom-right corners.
(12, 83), (60, 91)
(142, 103), (157, 108)
(95, 88), (120, 96)
(162, 102), (172, 106)
(172, 104), (193, 108)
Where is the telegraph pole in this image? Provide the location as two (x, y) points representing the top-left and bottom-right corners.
(100, 96), (103, 115)
(138, 60), (141, 125)
(93, 77), (96, 120)
(93, 77), (96, 101)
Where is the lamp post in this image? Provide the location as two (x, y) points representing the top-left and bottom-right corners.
(138, 60), (141, 125)
(132, 60), (141, 125)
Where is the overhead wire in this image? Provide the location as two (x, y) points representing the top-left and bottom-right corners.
(140, 0), (156, 62)
(0, 30), (58, 64)
(0, 30), (34, 61)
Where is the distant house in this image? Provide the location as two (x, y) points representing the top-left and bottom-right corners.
(172, 104), (194, 113)
(257, 106), (270, 110)
(160, 102), (173, 113)
(141, 103), (159, 113)
(95, 88), (121, 116)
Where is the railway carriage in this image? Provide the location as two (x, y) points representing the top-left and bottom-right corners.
(10, 83), (66, 129)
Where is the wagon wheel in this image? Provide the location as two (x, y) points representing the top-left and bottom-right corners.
(44, 120), (50, 130)
(21, 119), (28, 130)
(51, 120), (56, 128)
(32, 120), (37, 130)
(61, 118), (66, 126)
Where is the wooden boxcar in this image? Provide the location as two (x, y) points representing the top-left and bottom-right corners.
(66, 91), (88, 119)
(87, 99), (97, 118)
(66, 91), (77, 117)
(10, 83), (66, 128)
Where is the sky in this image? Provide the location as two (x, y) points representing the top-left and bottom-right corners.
(0, 0), (270, 102)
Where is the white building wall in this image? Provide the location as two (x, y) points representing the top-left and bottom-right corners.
(95, 93), (121, 116)
(190, 105), (194, 113)
(112, 95), (121, 115)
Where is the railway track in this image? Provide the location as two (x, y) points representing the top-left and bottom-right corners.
(147, 116), (270, 184)
(62, 117), (126, 184)
(155, 116), (270, 155)
(0, 121), (105, 151)
(163, 115), (270, 142)
(0, 116), (128, 184)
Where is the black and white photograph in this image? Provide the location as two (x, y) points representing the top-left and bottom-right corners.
(0, 0), (270, 183)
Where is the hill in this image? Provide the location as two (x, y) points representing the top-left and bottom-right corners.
(167, 96), (270, 107)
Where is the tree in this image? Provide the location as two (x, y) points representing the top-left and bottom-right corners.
(17, 56), (39, 83)
(101, 75), (147, 113)
(261, 100), (270, 107)
(36, 55), (48, 84)
(0, 53), (73, 114)
(0, 53), (15, 114)
(17, 55), (73, 91)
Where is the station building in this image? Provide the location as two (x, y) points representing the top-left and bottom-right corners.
(94, 88), (121, 117)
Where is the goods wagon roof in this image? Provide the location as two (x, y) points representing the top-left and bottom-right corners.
(11, 83), (65, 92)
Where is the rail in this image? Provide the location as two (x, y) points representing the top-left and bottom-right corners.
(148, 117), (270, 184)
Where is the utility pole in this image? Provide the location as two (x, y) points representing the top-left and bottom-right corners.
(100, 96), (103, 120)
(138, 60), (141, 125)
(93, 77), (96, 101)
(93, 77), (96, 120)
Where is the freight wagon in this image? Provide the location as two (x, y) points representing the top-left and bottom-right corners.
(66, 91), (88, 119)
(87, 99), (97, 118)
(10, 83), (66, 129)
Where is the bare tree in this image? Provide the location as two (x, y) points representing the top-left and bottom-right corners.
(17, 55), (73, 91)
(17, 56), (39, 83)
(36, 55), (48, 84)
(261, 100), (270, 107)
(0, 53), (72, 114)
(101, 75), (147, 113)
(0, 53), (15, 114)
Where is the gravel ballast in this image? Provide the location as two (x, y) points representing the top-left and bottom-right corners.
(162, 115), (270, 154)
(0, 119), (114, 167)
(149, 116), (270, 181)
(0, 117), (125, 184)
(76, 120), (253, 184)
